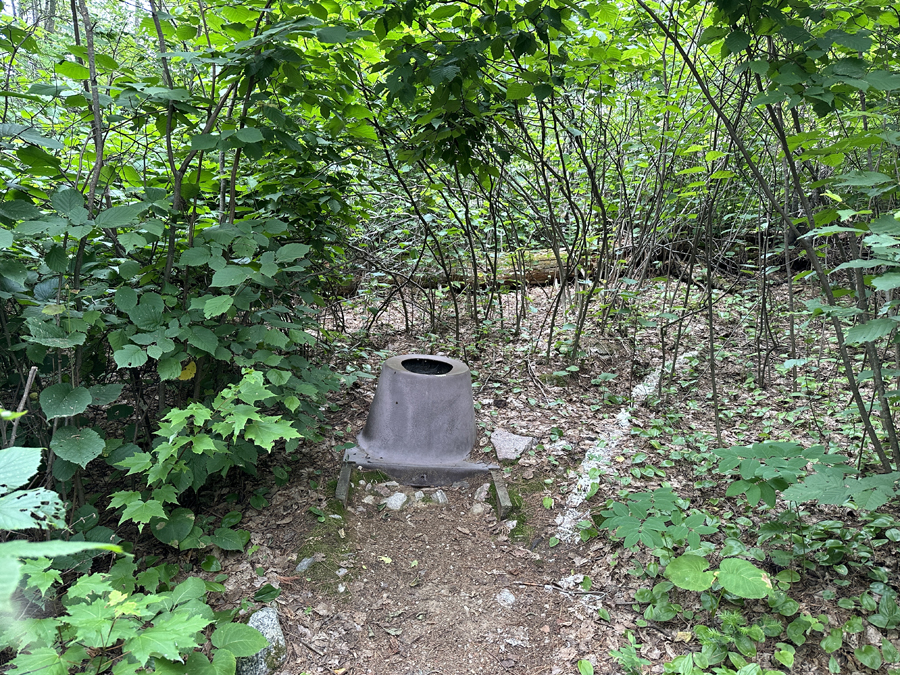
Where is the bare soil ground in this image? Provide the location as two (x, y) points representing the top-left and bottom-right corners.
(200, 281), (900, 675)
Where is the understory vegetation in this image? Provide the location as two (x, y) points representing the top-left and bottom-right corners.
(0, 0), (898, 672)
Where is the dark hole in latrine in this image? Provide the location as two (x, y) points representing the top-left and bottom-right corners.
(401, 358), (452, 375)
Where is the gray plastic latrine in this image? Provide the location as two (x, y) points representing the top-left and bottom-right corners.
(343, 354), (497, 486)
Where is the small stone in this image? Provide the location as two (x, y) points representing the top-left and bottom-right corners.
(474, 483), (490, 502)
(235, 607), (287, 675)
(375, 485), (391, 497)
(432, 490), (449, 505)
(336, 568), (348, 577)
(865, 625), (883, 645)
(413, 491), (425, 502)
(504, 520), (518, 531)
(295, 554), (322, 573)
(491, 429), (538, 462)
(496, 589), (516, 607)
(362, 495), (376, 505)
(383, 481), (400, 487)
(451, 480), (470, 489)
(383, 493), (408, 510)
(471, 502), (488, 516)
(337, 583), (346, 593)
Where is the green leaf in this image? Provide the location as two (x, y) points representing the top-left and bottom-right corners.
(0, 446), (42, 494)
(211, 265), (250, 287)
(51, 188), (84, 215)
(204, 296), (233, 319)
(845, 318), (896, 344)
(724, 30), (751, 53)
(506, 82), (533, 100)
(275, 243), (311, 263)
(180, 246), (211, 266)
(854, 645), (882, 670)
(109, 491), (166, 528)
(158, 356), (184, 381)
(8, 646), (67, 675)
(190, 133), (220, 150)
(126, 624), (189, 664)
(210, 528), (248, 551)
(50, 427), (104, 469)
(170, 575), (207, 606)
(55, 60), (90, 79)
(253, 584), (281, 602)
(717, 558), (772, 599)
(211, 623), (268, 657)
(0, 487), (65, 530)
(0, 200), (42, 221)
(40, 383), (92, 420)
(866, 70), (900, 92)
(95, 204), (144, 228)
(88, 384), (123, 406)
(151, 508), (196, 548)
(820, 628), (843, 653)
(234, 127), (264, 143)
(871, 273), (900, 292)
(189, 326), (218, 355)
(244, 419), (301, 452)
(577, 660), (594, 675)
(317, 26), (348, 43)
(114, 344), (148, 369)
(0, 539), (121, 558)
(665, 554), (716, 591)
(128, 292), (165, 331)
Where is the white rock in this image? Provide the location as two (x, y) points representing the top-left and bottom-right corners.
(496, 588), (516, 607)
(361, 495), (376, 505)
(432, 490), (449, 505)
(413, 491), (425, 502)
(471, 503), (488, 516)
(491, 429), (537, 461)
(474, 483), (490, 502)
(235, 607), (287, 675)
(383, 492), (408, 510)
(504, 519), (518, 531)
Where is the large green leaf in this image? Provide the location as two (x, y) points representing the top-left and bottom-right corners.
(717, 558), (771, 599)
(128, 293), (165, 331)
(88, 384), (123, 406)
(40, 383), (92, 420)
(51, 188), (84, 215)
(95, 204), (144, 228)
(114, 345), (148, 368)
(210, 623), (268, 657)
(274, 243), (310, 263)
(845, 317), (896, 344)
(664, 554), (715, 591)
(25, 318), (86, 348)
(317, 26), (348, 43)
(210, 266), (250, 287)
(234, 127), (264, 143)
(0, 446), (42, 495)
(0, 488), (65, 530)
(150, 508), (196, 548)
(50, 427), (105, 469)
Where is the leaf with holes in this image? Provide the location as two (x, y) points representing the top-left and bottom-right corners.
(114, 345), (148, 369)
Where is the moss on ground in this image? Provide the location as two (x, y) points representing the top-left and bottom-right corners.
(294, 501), (352, 596)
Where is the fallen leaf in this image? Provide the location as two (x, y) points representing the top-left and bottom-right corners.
(410, 560), (418, 567)
(379, 556), (392, 564)
(457, 526), (471, 535)
(675, 631), (692, 643)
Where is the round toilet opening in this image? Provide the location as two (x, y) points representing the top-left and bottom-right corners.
(401, 358), (452, 375)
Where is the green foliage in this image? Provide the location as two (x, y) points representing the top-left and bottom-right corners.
(3, 559), (253, 675)
(111, 370), (299, 548)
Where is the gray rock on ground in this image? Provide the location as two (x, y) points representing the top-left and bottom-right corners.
(431, 489), (449, 504)
(383, 492), (408, 510)
(235, 607), (287, 675)
(491, 429), (537, 461)
(496, 588), (516, 607)
(474, 483), (490, 502)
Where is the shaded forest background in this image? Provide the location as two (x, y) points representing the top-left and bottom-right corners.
(0, 0), (899, 672)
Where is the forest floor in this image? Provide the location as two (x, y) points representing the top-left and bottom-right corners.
(198, 279), (899, 675)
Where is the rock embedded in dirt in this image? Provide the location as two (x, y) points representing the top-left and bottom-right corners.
(474, 483), (490, 502)
(471, 502), (488, 516)
(295, 553), (324, 573)
(383, 492), (408, 510)
(496, 588), (516, 607)
(432, 489), (449, 504)
(491, 429), (537, 461)
(413, 490), (425, 502)
(235, 607), (287, 675)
